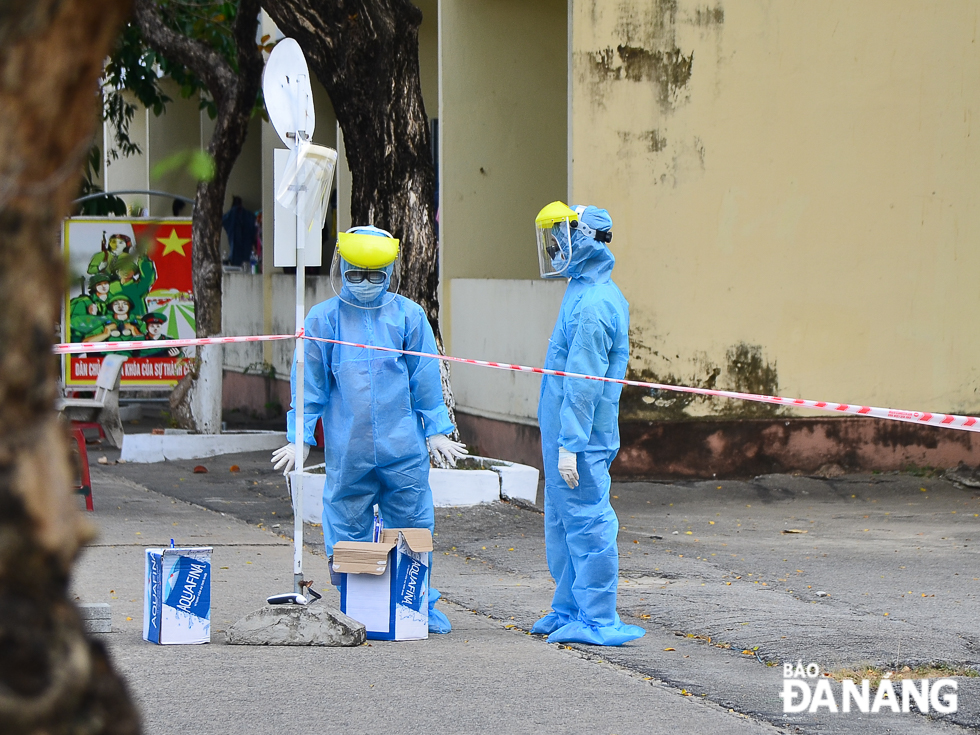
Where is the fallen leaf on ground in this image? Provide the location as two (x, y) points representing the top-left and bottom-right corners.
(664, 647), (675, 651)
(782, 529), (807, 534)
(229, 465), (240, 472)
(193, 465), (208, 473)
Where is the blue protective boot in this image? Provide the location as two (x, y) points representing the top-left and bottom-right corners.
(547, 620), (646, 647)
(531, 611), (569, 636)
(428, 587), (452, 634)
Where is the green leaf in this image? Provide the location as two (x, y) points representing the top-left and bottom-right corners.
(151, 149), (216, 183)
(187, 149), (216, 181)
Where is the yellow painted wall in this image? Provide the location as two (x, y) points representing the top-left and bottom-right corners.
(103, 92), (148, 211)
(147, 80), (201, 216)
(104, 81), (262, 221)
(439, 0), (567, 352)
(571, 0), (980, 418)
(416, 0), (438, 114)
(200, 107), (263, 215)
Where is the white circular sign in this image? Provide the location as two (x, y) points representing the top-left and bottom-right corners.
(263, 38), (316, 148)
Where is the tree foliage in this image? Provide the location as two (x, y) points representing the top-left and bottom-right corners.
(101, 1), (265, 164)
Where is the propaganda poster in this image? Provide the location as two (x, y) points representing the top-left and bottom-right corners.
(63, 218), (196, 387)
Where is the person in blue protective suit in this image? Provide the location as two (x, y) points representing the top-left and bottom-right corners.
(530, 202), (646, 647)
(270, 225), (467, 634)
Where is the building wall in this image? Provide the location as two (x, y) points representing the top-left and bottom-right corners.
(222, 272), (334, 379)
(146, 80), (200, 216)
(200, 104), (263, 215)
(416, 0), (438, 114)
(449, 279), (566, 423)
(570, 0), (980, 421)
(104, 80), (263, 230)
(103, 92), (149, 211)
(438, 0), (568, 354)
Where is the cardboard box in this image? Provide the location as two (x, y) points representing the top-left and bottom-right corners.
(143, 547), (212, 645)
(332, 529), (432, 641)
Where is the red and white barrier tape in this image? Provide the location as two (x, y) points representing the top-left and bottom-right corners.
(54, 331), (980, 433)
(53, 333), (294, 354)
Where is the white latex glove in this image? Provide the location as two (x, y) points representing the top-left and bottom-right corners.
(558, 447), (579, 489)
(427, 434), (468, 468)
(271, 443), (310, 476)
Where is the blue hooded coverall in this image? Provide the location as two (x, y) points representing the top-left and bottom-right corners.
(531, 206), (646, 646)
(287, 274), (455, 633)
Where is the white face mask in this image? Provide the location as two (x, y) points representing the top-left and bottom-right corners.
(346, 278), (388, 303)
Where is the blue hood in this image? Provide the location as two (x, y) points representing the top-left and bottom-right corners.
(566, 205), (615, 284)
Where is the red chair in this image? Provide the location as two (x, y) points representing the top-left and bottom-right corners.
(69, 426), (94, 511)
(57, 354), (126, 448)
(71, 420), (105, 443)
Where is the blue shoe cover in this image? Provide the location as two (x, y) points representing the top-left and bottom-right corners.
(428, 607), (452, 634)
(428, 588), (452, 634)
(547, 621), (646, 646)
(531, 612), (567, 636)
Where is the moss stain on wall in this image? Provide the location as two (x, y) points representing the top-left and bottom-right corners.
(622, 331), (780, 420)
(579, 0), (696, 113)
(691, 4), (724, 27)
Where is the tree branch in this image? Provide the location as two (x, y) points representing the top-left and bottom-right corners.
(133, 0), (235, 103)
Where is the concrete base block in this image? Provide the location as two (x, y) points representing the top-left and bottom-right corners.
(296, 455), (540, 514)
(289, 466), (325, 524)
(78, 602), (111, 633)
(225, 604), (365, 647)
(494, 462), (540, 504)
(120, 430), (286, 463)
(429, 465), (500, 507)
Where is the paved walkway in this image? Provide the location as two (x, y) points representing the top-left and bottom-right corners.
(74, 471), (777, 735)
(76, 448), (980, 734)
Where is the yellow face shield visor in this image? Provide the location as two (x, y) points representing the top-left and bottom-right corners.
(535, 201), (578, 278)
(336, 231), (399, 269)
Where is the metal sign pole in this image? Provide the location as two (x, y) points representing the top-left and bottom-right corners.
(292, 80), (309, 595)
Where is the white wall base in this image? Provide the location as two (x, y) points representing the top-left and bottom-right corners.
(120, 430), (287, 463)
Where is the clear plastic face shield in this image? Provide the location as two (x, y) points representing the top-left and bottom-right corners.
(329, 227), (401, 309)
(535, 202), (579, 278)
(537, 219), (574, 278)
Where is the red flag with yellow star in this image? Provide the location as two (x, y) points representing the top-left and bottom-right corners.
(133, 222), (193, 293)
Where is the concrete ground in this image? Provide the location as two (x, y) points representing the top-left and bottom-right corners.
(75, 441), (980, 735)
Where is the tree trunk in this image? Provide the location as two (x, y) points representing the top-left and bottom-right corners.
(262, 0), (439, 328)
(134, 0), (264, 433)
(0, 1), (142, 733)
(264, 0), (461, 446)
